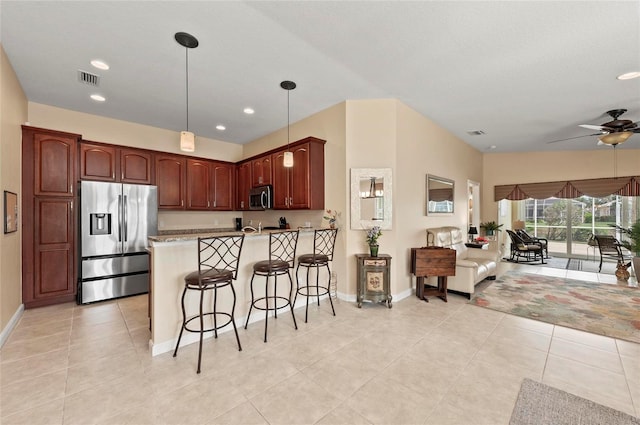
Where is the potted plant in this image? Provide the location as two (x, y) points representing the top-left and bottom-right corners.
(480, 221), (503, 236)
(365, 226), (382, 257)
(612, 219), (640, 276)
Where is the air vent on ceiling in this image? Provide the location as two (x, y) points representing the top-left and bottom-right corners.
(466, 130), (486, 136)
(77, 70), (100, 86)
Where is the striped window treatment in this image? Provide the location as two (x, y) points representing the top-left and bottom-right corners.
(494, 176), (640, 201)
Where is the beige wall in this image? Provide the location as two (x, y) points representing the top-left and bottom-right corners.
(1, 45), (28, 335)
(395, 101), (483, 294)
(241, 102), (348, 296)
(343, 99), (484, 297)
(482, 149), (640, 229)
(27, 102), (245, 231)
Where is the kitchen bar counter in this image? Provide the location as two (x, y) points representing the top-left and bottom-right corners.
(147, 228), (316, 356)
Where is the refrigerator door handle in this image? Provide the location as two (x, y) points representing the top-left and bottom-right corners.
(123, 195), (128, 242)
(118, 194), (123, 242)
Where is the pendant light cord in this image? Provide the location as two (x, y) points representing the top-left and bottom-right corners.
(287, 88), (290, 150)
(185, 48), (189, 132)
(613, 144), (618, 179)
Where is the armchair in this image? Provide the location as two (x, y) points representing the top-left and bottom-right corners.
(593, 235), (631, 272)
(516, 229), (549, 258)
(506, 230), (545, 264)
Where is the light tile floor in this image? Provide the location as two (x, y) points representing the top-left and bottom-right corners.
(1, 261), (639, 424)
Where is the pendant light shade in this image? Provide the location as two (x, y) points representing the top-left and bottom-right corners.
(175, 32), (199, 152)
(281, 80), (296, 168)
(180, 131), (195, 152)
(283, 151), (294, 167)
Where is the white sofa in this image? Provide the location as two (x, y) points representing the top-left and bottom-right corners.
(426, 226), (501, 298)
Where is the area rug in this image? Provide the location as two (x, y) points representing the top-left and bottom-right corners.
(513, 256), (618, 274)
(470, 271), (640, 343)
(510, 378), (640, 425)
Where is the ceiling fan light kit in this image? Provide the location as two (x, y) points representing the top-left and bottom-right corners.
(598, 131), (633, 146)
(548, 108), (639, 146)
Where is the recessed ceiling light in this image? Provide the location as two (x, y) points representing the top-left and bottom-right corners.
(90, 94), (106, 102)
(243, 107), (255, 115)
(216, 125), (226, 131)
(617, 71), (640, 80)
(488, 145), (497, 150)
(90, 60), (109, 70)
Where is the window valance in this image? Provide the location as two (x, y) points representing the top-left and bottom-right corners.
(494, 176), (640, 201)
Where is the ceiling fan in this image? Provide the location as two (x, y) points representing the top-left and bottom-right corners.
(548, 109), (640, 146)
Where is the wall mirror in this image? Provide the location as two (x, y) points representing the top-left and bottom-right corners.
(350, 168), (392, 230)
(426, 174), (454, 215)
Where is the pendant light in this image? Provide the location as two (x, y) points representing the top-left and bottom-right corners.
(281, 80), (296, 167)
(175, 32), (199, 152)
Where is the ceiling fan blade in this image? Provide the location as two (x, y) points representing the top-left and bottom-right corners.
(579, 124), (608, 131)
(546, 132), (604, 144)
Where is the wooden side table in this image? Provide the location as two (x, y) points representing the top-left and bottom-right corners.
(355, 254), (392, 308)
(410, 247), (456, 302)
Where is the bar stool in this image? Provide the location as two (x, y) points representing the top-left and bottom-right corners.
(244, 230), (299, 342)
(294, 228), (338, 322)
(173, 234), (245, 373)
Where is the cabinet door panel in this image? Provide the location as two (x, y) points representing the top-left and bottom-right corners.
(289, 146), (310, 209)
(187, 159), (210, 210)
(34, 198), (75, 298)
(252, 156), (272, 187)
(120, 149), (152, 184)
(235, 162), (251, 210)
(272, 152), (289, 209)
(156, 155), (185, 209)
(80, 143), (116, 181)
(34, 134), (76, 196)
(212, 163), (233, 210)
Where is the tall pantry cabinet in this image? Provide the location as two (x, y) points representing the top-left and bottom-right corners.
(22, 126), (79, 308)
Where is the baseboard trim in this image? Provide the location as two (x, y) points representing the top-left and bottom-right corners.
(150, 290), (411, 356)
(0, 303), (24, 348)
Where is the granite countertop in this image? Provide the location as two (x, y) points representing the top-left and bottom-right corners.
(150, 227), (316, 243)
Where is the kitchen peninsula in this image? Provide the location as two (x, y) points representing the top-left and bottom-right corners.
(147, 228), (316, 356)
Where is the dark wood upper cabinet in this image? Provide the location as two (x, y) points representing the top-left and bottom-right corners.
(79, 142), (116, 181)
(272, 139), (325, 210)
(156, 154), (186, 210)
(186, 159), (210, 210)
(120, 148), (153, 184)
(186, 160), (234, 211)
(251, 156), (272, 187)
(211, 162), (234, 210)
(235, 161), (252, 210)
(80, 141), (153, 184)
(34, 133), (76, 197)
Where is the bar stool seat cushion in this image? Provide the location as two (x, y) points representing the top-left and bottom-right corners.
(184, 268), (233, 287)
(298, 253), (329, 265)
(253, 259), (289, 273)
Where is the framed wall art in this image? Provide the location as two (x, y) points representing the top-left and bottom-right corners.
(4, 191), (18, 233)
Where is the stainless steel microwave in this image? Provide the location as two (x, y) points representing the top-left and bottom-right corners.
(249, 185), (273, 210)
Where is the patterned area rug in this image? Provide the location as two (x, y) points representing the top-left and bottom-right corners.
(470, 271), (640, 343)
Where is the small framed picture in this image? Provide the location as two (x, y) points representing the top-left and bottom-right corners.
(4, 191), (18, 233)
(366, 271), (384, 292)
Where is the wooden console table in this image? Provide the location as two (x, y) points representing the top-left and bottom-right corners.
(410, 247), (456, 302)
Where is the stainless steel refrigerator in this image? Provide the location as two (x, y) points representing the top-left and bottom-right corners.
(78, 181), (158, 304)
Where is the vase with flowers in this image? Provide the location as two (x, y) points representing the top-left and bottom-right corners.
(323, 209), (340, 229)
(365, 226), (382, 257)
